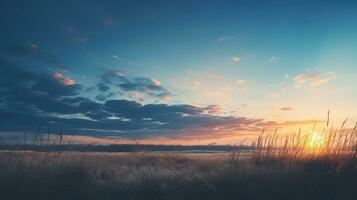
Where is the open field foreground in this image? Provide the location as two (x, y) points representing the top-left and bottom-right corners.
(1, 151), (357, 200)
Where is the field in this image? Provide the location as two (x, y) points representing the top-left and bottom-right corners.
(1, 122), (357, 200)
(1, 148), (357, 200)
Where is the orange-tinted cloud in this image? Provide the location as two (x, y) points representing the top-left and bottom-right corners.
(53, 72), (75, 85)
(311, 78), (331, 87)
(150, 78), (161, 86)
(280, 107), (293, 111)
(293, 73), (332, 88)
(205, 105), (222, 114)
(256, 120), (324, 127)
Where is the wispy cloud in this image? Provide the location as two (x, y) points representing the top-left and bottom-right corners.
(279, 107), (293, 111)
(232, 56), (241, 62)
(53, 72), (75, 85)
(292, 73), (332, 88)
(72, 37), (88, 44)
(311, 78), (331, 87)
(267, 56), (277, 62)
(112, 54), (123, 60)
(205, 105), (222, 115)
(129, 92), (144, 101)
(293, 73), (319, 88)
(256, 120), (324, 127)
(218, 35), (235, 42)
(236, 80), (247, 84)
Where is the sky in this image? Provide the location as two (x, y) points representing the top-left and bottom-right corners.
(1, 0), (357, 145)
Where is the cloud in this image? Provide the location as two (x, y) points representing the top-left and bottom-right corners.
(293, 73), (319, 84)
(0, 59), (82, 115)
(232, 56), (241, 62)
(311, 78), (331, 87)
(72, 37), (88, 44)
(279, 107), (293, 111)
(99, 69), (127, 84)
(327, 71), (336, 75)
(112, 54), (122, 60)
(292, 73), (332, 88)
(0, 61), (317, 141)
(53, 72), (75, 85)
(95, 93), (115, 101)
(77, 100), (102, 113)
(256, 120), (324, 127)
(236, 80), (247, 84)
(0, 103), (264, 139)
(218, 36), (235, 42)
(103, 99), (141, 118)
(155, 91), (171, 101)
(97, 69), (171, 100)
(0, 59), (326, 141)
(267, 56), (277, 62)
(129, 92), (144, 101)
(85, 109), (111, 120)
(0, 66), (267, 139)
(205, 105), (222, 115)
(96, 82), (110, 92)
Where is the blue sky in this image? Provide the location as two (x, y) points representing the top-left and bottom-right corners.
(1, 0), (357, 144)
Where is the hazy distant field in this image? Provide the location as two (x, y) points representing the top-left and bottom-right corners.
(1, 150), (357, 200)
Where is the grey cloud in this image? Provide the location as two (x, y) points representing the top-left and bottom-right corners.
(0, 59), (82, 115)
(104, 99), (141, 119)
(95, 92), (115, 101)
(97, 82), (110, 92)
(0, 61), (273, 139)
(97, 69), (172, 100)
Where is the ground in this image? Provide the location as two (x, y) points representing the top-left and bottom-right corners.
(0, 150), (357, 200)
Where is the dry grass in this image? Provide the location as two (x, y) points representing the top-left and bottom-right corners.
(1, 118), (357, 200)
(0, 149), (357, 200)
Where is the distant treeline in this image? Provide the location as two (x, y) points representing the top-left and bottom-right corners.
(0, 144), (253, 153)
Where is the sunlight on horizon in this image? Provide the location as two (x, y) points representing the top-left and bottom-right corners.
(304, 131), (326, 153)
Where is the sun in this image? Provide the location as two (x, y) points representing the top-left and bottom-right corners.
(305, 131), (325, 151)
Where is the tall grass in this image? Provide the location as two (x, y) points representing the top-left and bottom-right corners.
(1, 150), (357, 200)
(251, 117), (357, 167)
(1, 116), (357, 199)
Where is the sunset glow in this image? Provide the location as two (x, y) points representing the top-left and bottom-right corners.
(305, 131), (326, 152)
